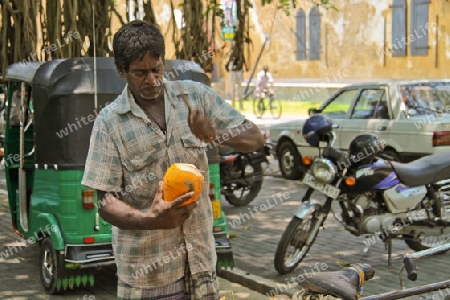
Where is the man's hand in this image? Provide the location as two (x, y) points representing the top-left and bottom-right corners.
(188, 109), (216, 143)
(146, 181), (198, 230)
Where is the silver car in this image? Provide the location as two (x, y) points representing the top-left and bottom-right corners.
(269, 79), (450, 179)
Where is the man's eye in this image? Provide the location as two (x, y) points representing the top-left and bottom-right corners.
(133, 71), (145, 77)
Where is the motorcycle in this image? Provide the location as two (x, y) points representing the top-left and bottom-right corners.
(274, 114), (450, 275)
(219, 144), (270, 206)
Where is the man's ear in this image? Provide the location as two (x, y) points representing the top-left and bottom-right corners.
(116, 66), (126, 78)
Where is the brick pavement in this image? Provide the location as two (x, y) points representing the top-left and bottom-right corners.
(219, 162), (450, 300)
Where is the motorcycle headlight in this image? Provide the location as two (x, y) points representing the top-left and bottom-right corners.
(311, 158), (337, 184)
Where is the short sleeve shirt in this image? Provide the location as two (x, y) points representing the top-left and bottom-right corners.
(256, 70), (273, 90)
(81, 79), (245, 288)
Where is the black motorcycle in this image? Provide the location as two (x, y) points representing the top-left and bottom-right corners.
(219, 145), (270, 206)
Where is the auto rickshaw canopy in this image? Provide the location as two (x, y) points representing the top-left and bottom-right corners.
(3, 57), (210, 169)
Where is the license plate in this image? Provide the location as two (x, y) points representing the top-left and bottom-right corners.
(212, 201), (221, 219)
(302, 172), (340, 199)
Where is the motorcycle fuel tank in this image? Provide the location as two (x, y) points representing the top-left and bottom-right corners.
(346, 159), (398, 194)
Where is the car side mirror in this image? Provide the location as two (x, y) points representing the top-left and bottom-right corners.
(408, 108), (417, 116)
(308, 108), (318, 116)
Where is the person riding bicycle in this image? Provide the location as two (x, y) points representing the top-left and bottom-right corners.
(256, 65), (275, 108)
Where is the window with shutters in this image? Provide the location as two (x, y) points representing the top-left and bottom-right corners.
(309, 7), (321, 60)
(391, 0), (406, 57)
(410, 0), (430, 56)
(295, 9), (306, 60)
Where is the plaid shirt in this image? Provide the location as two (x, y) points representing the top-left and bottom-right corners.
(82, 79), (245, 288)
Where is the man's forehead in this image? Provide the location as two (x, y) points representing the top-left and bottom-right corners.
(130, 55), (163, 69)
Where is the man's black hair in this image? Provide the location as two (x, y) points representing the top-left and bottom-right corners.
(113, 20), (165, 73)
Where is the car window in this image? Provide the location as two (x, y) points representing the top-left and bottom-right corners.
(321, 89), (358, 119)
(351, 89), (389, 119)
(399, 82), (450, 115)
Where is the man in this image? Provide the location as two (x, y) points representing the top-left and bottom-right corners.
(81, 20), (264, 300)
(256, 65), (275, 106)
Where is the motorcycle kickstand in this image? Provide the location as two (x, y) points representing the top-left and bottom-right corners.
(385, 238), (393, 269)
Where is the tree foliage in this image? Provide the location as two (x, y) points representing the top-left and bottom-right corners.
(0, 0), (117, 77)
(0, 0), (336, 78)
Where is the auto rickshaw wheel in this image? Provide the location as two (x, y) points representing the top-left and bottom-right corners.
(39, 237), (66, 294)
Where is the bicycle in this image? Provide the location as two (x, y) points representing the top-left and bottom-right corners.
(252, 89), (282, 119)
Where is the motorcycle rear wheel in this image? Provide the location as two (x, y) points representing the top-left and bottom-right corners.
(405, 195), (450, 251)
(224, 163), (263, 206)
(274, 210), (327, 275)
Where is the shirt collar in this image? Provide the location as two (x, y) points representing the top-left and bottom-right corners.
(116, 79), (183, 115)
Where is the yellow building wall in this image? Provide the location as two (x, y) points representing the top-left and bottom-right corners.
(116, 0), (450, 80)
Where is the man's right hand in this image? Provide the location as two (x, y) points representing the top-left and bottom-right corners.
(145, 181), (198, 230)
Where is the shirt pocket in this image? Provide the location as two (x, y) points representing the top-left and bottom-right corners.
(121, 137), (162, 172)
(181, 134), (203, 148)
(180, 134), (207, 164)
(121, 150), (157, 172)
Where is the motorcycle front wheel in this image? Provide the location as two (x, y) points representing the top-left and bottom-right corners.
(274, 209), (327, 275)
(223, 162), (263, 206)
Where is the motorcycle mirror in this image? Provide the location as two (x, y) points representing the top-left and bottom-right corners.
(329, 131), (337, 147)
(308, 108), (318, 116)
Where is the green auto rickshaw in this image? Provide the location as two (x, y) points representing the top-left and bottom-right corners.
(3, 57), (233, 294)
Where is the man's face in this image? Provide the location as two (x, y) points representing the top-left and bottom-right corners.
(118, 54), (165, 102)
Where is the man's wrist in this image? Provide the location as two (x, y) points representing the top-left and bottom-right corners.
(141, 211), (158, 230)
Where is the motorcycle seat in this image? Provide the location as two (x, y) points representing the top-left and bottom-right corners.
(390, 152), (450, 187)
(219, 145), (236, 156)
(301, 263), (375, 300)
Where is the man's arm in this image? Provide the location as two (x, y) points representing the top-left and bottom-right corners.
(97, 182), (197, 230)
(214, 119), (264, 153)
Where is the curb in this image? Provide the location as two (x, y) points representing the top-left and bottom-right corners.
(217, 267), (299, 298)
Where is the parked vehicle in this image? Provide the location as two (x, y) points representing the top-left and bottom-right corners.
(0, 86), (5, 163)
(274, 114), (450, 275)
(269, 80), (450, 180)
(3, 57), (234, 294)
(219, 145), (270, 206)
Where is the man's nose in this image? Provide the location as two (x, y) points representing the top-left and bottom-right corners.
(144, 72), (160, 85)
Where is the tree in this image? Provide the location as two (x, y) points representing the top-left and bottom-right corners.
(0, 0), (117, 77)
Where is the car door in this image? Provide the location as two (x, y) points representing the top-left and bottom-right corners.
(318, 88), (360, 150)
(339, 86), (392, 151)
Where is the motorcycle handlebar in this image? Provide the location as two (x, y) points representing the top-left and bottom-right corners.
(403, 255), (418, 281)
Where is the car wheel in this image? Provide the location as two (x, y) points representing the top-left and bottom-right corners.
(278, 141), (302, 180)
